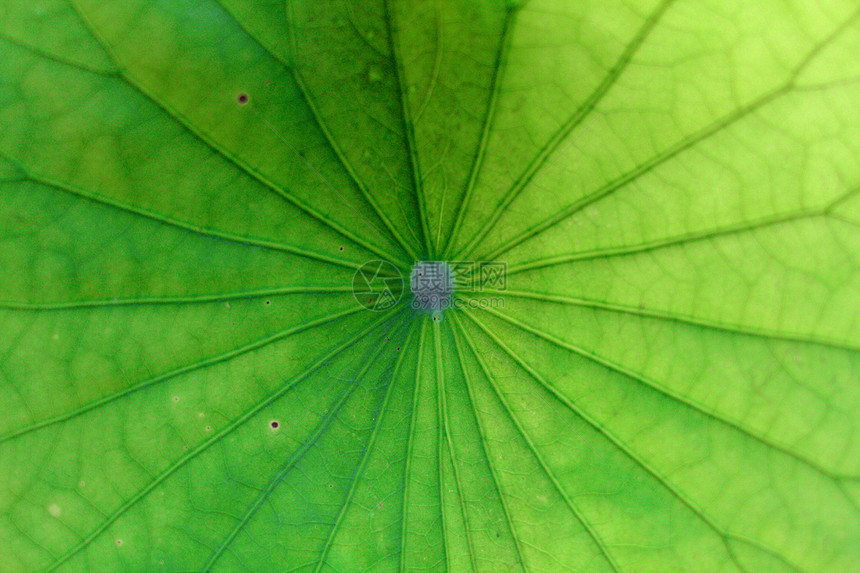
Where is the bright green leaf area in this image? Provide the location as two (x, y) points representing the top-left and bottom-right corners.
(2, 0), (860, 571)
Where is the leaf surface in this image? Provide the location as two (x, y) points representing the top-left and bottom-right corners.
(1, 1), (859, 572)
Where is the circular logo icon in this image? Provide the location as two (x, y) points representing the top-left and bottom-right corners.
(352, 260), (404, 311)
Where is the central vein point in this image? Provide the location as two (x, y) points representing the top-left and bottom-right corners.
(410, 261), (455, 319)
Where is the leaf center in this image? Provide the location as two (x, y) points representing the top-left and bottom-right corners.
(410, 261), (455, 320)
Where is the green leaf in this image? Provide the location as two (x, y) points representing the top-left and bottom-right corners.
(1, 0), (859, 571)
